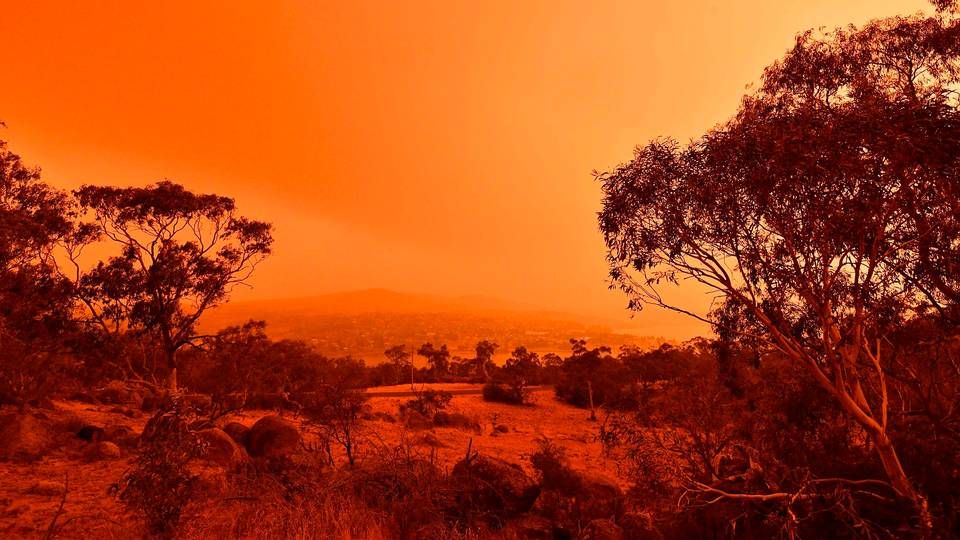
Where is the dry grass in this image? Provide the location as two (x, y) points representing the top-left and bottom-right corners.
(0, 385), (620, 538)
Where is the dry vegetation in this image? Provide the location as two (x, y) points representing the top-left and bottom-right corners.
(2, 2), (960, 539)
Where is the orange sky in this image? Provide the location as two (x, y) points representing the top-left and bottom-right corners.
(0, 0), (931, 339)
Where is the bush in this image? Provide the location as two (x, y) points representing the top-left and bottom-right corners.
(481, 382), (525, 405)
(432, 411), (481, 432)
(400, 389), (452, 417)
(530, 437), (582, 493)
(113, 402), (206, 536)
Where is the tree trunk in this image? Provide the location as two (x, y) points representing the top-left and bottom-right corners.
(166, 348), (178, 394)
(871, 430), (931, 529)
(167, 367), (178, 394)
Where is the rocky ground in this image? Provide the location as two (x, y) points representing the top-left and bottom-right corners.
(0, 385), (624, 539)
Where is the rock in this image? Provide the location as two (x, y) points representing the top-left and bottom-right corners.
(28, 480), (65, 497)
(83, 441), (121, 461)
(0, 413), (56, 462)
(222, 422), (250, 446)
(197, 428), (247, 467)
(246, 415), (301, 458)
(619, 512), (663, 540)
(493, 424), (510, 434)
(452, 454), (540, 517)
(579, 519), (623, 540)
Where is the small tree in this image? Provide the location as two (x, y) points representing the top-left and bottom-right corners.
(301, 357), (370, 467)
(71, 181), (273, 392)
(473, 340), (498, 382)
(384, 344), (414, 388)
(417, 343), (450, 380)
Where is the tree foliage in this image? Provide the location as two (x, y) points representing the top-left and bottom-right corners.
(70, 181), (273, 391)
(598, 7), (960, 526)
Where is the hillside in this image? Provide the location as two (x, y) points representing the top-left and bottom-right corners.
(200, 289), (667, 361)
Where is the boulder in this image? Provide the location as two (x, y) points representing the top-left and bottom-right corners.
(579, 519), (623, 540)
(0, 413), (56, 461)
(246, 415), (301, 458)
(222, 422), (250, 446)
(83, 441), (121, 461)
(452, 454), (540, 517)
(197, 428), (247, 467)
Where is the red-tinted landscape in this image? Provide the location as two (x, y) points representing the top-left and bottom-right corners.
(1, 1), (959, 538)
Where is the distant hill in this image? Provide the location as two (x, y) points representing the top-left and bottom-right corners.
(199, 288), (667, 362)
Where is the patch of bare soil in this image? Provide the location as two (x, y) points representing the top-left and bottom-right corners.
(0, 401), (148, 538)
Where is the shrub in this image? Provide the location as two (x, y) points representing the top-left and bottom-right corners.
(113, 402), (206, 536)
(401, 389), (452, 417)
(432, 411), (481, 432)
(530, 437), (582, 493)
(481, 382), (525, 405)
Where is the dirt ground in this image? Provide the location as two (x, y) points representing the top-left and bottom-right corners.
(0, 385), (617, 538)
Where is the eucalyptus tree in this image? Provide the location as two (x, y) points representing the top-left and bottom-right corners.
(71, 181), (273, 392)
(597, 3), (959, 524)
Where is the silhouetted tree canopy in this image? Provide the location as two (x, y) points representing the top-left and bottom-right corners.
(0, 135), (78, 407)
(71, 180), (273, 392)
(598, 8), (960, 526)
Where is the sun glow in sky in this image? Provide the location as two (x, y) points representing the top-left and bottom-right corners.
(0, 0), (931, 338)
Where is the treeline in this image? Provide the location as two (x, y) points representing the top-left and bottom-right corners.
(0, 130), (274, 408)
